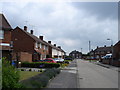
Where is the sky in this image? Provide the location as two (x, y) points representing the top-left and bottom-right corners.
(1, 1), (118, 55)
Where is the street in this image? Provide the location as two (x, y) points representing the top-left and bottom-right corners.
(47, 59), (119, 89)
(77, 59), (118, 88)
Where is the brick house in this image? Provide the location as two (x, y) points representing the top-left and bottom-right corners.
(69, 50), (82, 59)
(88, 45), (112, 60)
(46, 41), (65, 59)
(0, 14), (13, 61)
(12, 26), (49, 62)
(113, 41), (120, 66)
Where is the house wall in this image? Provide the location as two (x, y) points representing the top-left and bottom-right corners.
(34, 43), (49, 60)
(113, 42), (120, 61)
(2, 30), (11, 44)
(12, 28), (35, 52)
(20, 52), (32, 62)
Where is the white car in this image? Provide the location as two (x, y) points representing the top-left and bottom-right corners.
(54, 58), (64, 63)
(102, 54), (112, 59)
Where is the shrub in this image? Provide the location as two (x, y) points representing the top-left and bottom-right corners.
(21, 62), (60, 68)
(2, 57), (24, 88)
(20, 68), (61, 88)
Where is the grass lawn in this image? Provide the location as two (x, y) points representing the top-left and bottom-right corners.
(19, 71), (41, 81)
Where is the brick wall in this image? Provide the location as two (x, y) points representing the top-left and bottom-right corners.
(20, 52), (32, 62)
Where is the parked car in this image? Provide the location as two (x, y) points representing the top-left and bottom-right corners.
(64, 57), (73, 61)
(54, 58), (64, 63)
(43, 58), (57, 63)
(102, 54), (112, 59)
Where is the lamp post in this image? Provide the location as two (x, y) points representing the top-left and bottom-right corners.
(107, 38), (113, 65)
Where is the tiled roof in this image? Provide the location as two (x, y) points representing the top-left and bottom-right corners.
(114, 41), (120, 47)
(70, 50), (82, 54)
(94, 46), (112, 52)
(0, 14), (12, 30)
(14, 27), (47, 45)
(14, 26), (65, 53)
(42, 40), (65, 52)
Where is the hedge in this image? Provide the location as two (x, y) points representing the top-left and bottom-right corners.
(21, 62), (60, 68)
(20, 68), (61, 88)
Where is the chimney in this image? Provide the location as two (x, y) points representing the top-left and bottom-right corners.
(24, 26), (27, 31)
(104, 45), (106, 47)
(48, 41), (51, 44)
(54, 44), (56, 47)
(30, 30), (33, 34)
(39, 36), (43, 40)
(58, 46), (61, 49)
(97, 46), (99, 49)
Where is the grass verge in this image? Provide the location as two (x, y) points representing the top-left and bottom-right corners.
(19, 71), (41, 81)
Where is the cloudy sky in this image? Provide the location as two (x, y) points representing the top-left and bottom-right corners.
(1, 1), (118, 54)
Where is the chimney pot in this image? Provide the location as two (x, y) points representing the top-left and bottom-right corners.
(104, 45), (106, 47)
(24, 26), (27, 31)
(30, 30), (33, 34)
(39, 36), (43, 40)
(48, 41), (51, 44)
(58, 46), (61, 49)
(97, 46), (99, 48)
(54, 44), (56, 46)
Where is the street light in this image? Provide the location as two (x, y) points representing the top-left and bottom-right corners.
(107, 38), (113, 65)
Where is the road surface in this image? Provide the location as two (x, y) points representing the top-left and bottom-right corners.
(77, 59), (118, 88)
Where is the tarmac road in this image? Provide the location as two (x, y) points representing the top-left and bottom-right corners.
(77, 59), (118, 88)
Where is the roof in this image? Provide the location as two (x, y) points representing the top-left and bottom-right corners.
(14, 27), (47, 45)
(0, 14), (12, 30)
(70, 50), (82, 54)
(114, 41), (120, 47)
(14, 26), (65, 53)
(94, 46), (112, 52)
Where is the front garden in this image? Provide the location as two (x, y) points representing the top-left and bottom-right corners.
(2, 57), (73, 88)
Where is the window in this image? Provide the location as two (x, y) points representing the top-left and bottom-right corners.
(40, 43), (42, 48)
(45, 46), (48, 50)
(0, 30), (4, 39)
(35, 42), (37, 48)
(44, 45), (46, 50)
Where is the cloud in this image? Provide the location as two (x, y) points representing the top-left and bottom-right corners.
(2, 2), (118, 54)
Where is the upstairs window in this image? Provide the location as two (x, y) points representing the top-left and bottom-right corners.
(0, 30), (4, 39)
(40, 43), (42, 48)
(35, 42), (38, 48)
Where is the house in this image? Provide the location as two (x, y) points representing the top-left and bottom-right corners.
(47, 41), (65, 59)
(113, 41), (120, 66)
(69, 50), (82, 59)
(12, 26), (49, 62)
(0, 14), (13, 61)
(89, 45), (112, 60)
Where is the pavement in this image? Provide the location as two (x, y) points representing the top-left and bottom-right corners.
(46, 60), (78, 88)
(94, 62), (119, 72)
(77, 59), (118, 88)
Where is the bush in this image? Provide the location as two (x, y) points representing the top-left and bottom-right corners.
(21, 62), (60, 68)
(20, 68), (61, 88)
(2, 57), (24, 88)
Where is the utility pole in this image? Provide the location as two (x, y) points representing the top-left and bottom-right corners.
(89, 41), (91, 52)
(81, 48), (82, 53)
